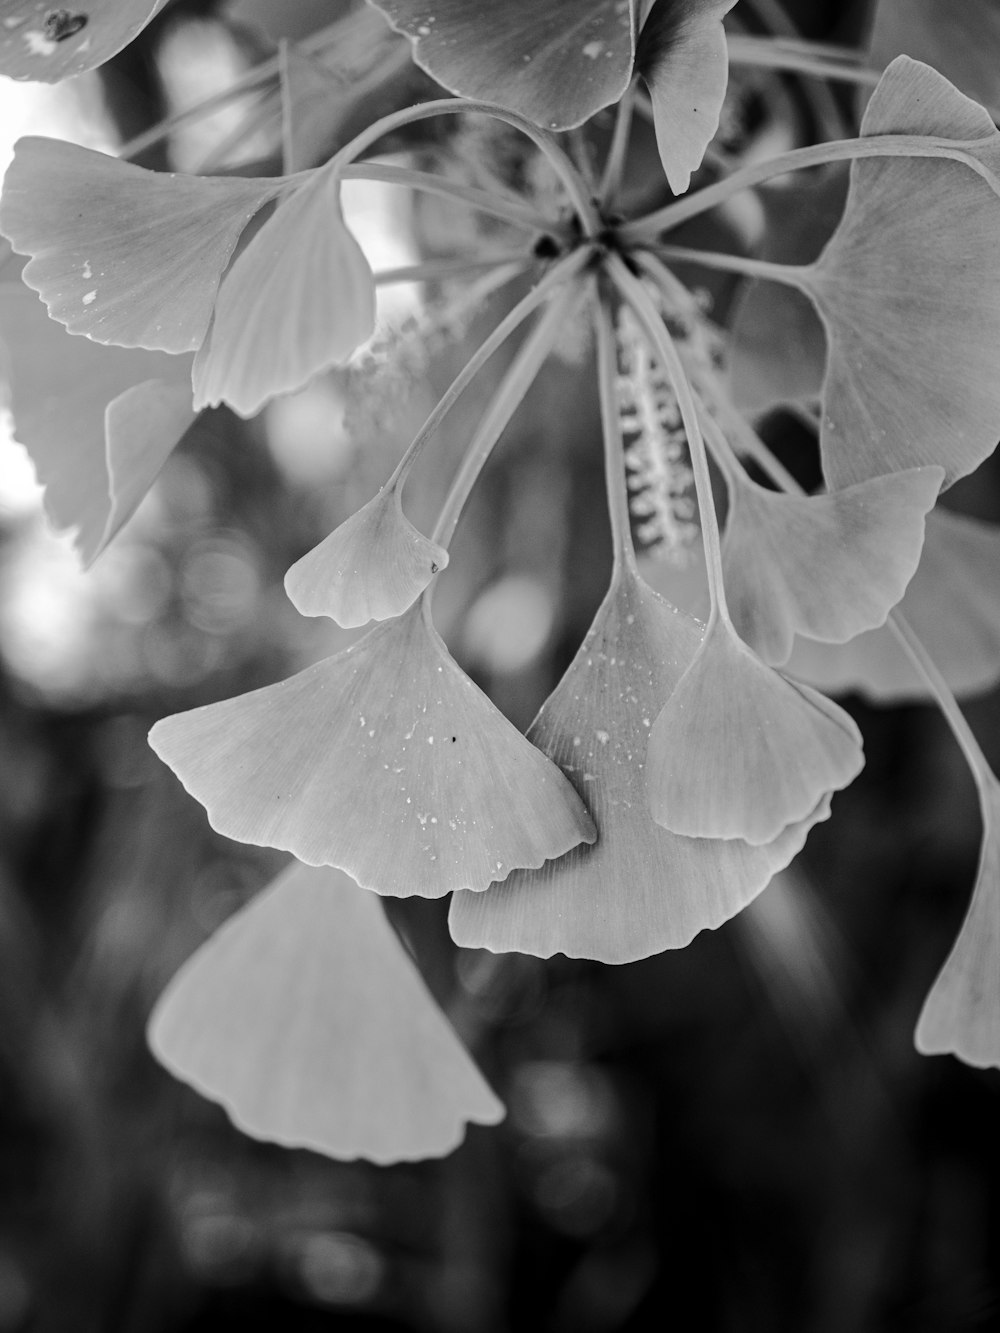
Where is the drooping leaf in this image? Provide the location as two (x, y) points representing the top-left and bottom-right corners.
(0, 281), (196, 563)
(915, 774), (1000, 1069)
(726, 171), (847, 414)
(284, 487), (448, 627)
(149, 860), (504, 1161)
(800, 58), (1000, 489)
(647, 617), (864, 844)
(722, 464), (943, 666)
(0, 137), (285, 354)
(868, 0), (1000, 120)
(149, 601), (596, 896)
(449, 569), (831, 963)
(367, 0), (637, 129)
(192, 170), (375, 416)
(784, 508), (1000, 704)
(0, 0), (167, 82)
(636, 0), (737, 194)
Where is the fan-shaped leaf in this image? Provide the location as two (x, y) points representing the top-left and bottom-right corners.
(647, 617), (864, 844)
(915, 775), (1000, 1069)
(149, 601), (596, 896)
(727, 171), (846, 414)
(192, 170), (375, 416)
(637, 0), (737, 194)
(285, 487), (448, 628)
(0, 281), (195, 563)
(367, 0), (636, 130)
(802, 58), (1000, 489)
(784, 508), (1000, 703)
(0, 0), (167, 82)
(449, 569), (831, 963)
(0, 137), (285, 354)
(723, 465), (942, 666)
(149, 860), (504, 1161)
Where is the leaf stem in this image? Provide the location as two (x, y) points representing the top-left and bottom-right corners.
(341, 161), (556, 232)
(430, 277), (587, 552)
(727, 35), (882, 86)
(598, 82), (636, 210)
(649, 243), (810, 289)
(388, 249), (590, 497)
(607, 253), (730, 625)
(373, 254), (530, 286)
(331, 100), (601, 236)
(622, 133), (1000, 240)
(592, 281), (638, 579)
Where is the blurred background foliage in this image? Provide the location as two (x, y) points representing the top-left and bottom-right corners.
(1, 0), (1000, 1329)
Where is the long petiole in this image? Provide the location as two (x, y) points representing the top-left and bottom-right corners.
(430, 279), (586, 552)
(387, 248), (591, 497)
(592, 282), (639, 580)
(650, 243), (810, 290)
(598, 83), (636, 210)
(120, 29), (412, 163)
(374, 254), (531, 286)
(727, 35), (882, 86)
(606, 253), (730, 626)
(331, 100), (601, 236)
(341, 161), (558, 232)
(622, 132), (1000, 240)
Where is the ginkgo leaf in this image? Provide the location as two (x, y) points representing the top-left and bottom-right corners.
(636, 0), (737, 195)
(647, 617), (864, 844)
(149, 860), (504, 1161)
(800, 58), (1000, 489)
(192, 170), (375, 416)
(722, 465), (943, 666)
(784, 508), (1000, 703)
(915, 774), (1000, 1069)
(0, 0), (167, 82)
(149, 600), (596, 896)
(0, 281), (196, 564)
(367, 0), (637, 130)
(0, 137), (285, 354)
(726, 171), (847, 414)
(285, 487), (448, 628)
(449, 569), (832, 964)
(868, 0), (1000, 120)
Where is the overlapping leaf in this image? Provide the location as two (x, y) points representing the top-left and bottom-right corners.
(722, 464), (942, 665)
(0, 281), (196, 563)
(784, 508), (1000, 703)
(0, 0), (167, 82)
(915, 775), (1000, 1069)
(647, 618), (864, 845)
(149, 601), (595, 896)
(636, 0), (737, 194)
(368, 0), (637, 129)
(149, 860), (504, 1161)
(449, 568), (831, 963)
(0, 138), (285, 354)
(285, 487), (447, 627)
(800, 58), (1000, 489)
(192, 169), (376, 417)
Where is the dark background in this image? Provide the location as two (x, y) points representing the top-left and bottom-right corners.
(2, 1), (1000, 1329)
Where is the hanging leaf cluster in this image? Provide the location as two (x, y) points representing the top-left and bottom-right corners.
(3, 0), (1000, 1165)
